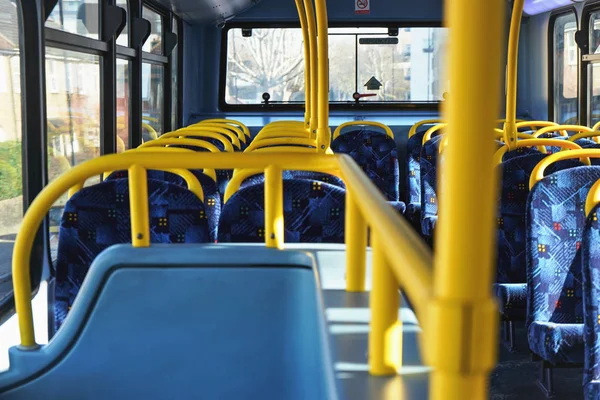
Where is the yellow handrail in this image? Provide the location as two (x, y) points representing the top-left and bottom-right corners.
(593, 121), (600, 131)
(568, 128), (600, 143)
(158, 130), (234, 152)
(142, 122), (158, 140)
(503, 0), (524, 149)
(138, 138), (221, 153)
(244, 137), (317, 153)
(534, 124), (591, 138)
(585, 179), (600, 217)
(199, 119), (251, 138)
(295, 0), (311, 130)
(171, 127), (241, 150)
(253, 128), (310, 143)
(332, 121), (394, 140)
(304, 0), (318, 134)
(186, 123), (245, 146)
(529, 149), (598, 189)
(428, 0), (504, 397)
(314, 0), (330, 151)
(439, 131), (540, 154)
(408, 119), (444, 138)
(492, 139), (584, 166)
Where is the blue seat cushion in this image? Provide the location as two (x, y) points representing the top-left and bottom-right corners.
(528, 321), (584, 365)
(495, 283), (527, 320)
(240, 171), (345, 191)
(388, 201), (406, 215)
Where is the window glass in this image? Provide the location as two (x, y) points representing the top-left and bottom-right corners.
(224, 26), (448, 105)
(117, 59), (130, 152)
(46, 0), (99, 40)
(142, 63), (164, 140)
(553, 13), (578, 124)
(116, 0), (129, 47)
(142, 7), (162, 55)
(0, 0), (22, 302)
(226, 28), (305, 104)
(589, 11), (600, 126)
(45, 48), (101, 258)
(171, 18), (179, 129)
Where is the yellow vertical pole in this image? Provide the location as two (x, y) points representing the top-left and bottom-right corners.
(427, 0), (504, 398)
(345, 190), (367, 292)
(503, 0), (524, 149)
(128, 164), (151, 247)
(304, 0), (319, 137)
(368, 230), (400, 375)
(314, 0), (330, 152)
(295, 0), (312, 131)
(264, 165), (284, 249)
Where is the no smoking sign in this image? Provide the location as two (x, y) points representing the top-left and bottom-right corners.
(355, 0), (370, 15)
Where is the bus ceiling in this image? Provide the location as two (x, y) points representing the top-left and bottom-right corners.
(140, 0), (264, 24)
(524, 0), (585, 16)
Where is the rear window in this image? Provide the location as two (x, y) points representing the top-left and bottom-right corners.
(223, 26), (448, 107)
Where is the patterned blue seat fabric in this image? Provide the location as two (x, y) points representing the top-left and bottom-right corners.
(106, 170), (221, 242)
(54, 178), (211, 330)
(406, 129), (435, 231)
(419, 136), (443, 242)
(582, 203), (600, 399)
(527, 166), (600, 365)
(496, 154), (581, 319)
(239, 171), (346, 191)
(219, 179), (346, 243)
(331, 129), (399, 201)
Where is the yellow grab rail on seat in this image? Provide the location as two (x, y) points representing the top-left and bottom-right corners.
(492, 139), (584, 166)
(408, 119), (444, 138)
(568, 126), (600, 143)
(199, 118), (251, 138)
(529, 149), (598, 189)
(244, 137), (317, 153)
(142, 122), (158, 141)
(332, 121), (394, 140)
(158, 129), (234, 152)
(585, 179), (600, 217)
(422, 123), (447, 145)
(534, 124), (590, 138)
(171, 127), (241, 150)
(185, 123), (245, 146)
(253, 128), (311, 143)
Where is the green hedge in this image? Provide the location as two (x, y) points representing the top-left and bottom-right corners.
(0, 141), (22, 201)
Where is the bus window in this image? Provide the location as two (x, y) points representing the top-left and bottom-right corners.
(142, 6), (162, 55)
(224, 26), (448, 106)
(0, 0), (22, 302)
(46, 0), (99, 40)
(116, 0), (129, 47)
(552, 13), (578, 124)
(117, 59), (130, 152)
(589, 10), (600, 126)
(45, 48), (101, 257)
(142, 63), (164, 139)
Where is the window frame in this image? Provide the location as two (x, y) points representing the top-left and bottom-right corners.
(548, 7), (580, 123)
(218, 21), (445, 112)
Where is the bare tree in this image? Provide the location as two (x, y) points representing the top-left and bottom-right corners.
(227, 29), (305, 103)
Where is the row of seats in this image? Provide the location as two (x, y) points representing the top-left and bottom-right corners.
(52, 118), (403, 332)
(406, 120), (600, 398)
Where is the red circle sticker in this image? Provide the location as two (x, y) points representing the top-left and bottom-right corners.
(357, 0), (368, 9)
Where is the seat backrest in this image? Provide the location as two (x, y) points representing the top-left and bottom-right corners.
(406, 129), (429, 217)
(331, 129), (399, 201)
(54, 178), (211, 330)
(582, 203), (600, 391)
(106, 170), (221, 242)
(218, 179), (346, 243)
(239, 171), (345, 191)
(419, 136), (443, 236)
(497, 154), (581, 284)
(526, 166), (600, 328)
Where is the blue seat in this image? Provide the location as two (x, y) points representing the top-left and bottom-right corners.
(406, 129), (434, 231)
(496, 154), (581, 321)
(218, 180), (346, 243)
(419, 136), (443, 243)
(239, 171), (346, 191)
(331, 129), (400, 201)
(582, 203), (600, 399)
(54, 178), (211, 330)
(106, 170), (221, 242)
(526, 167), (600, 383)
